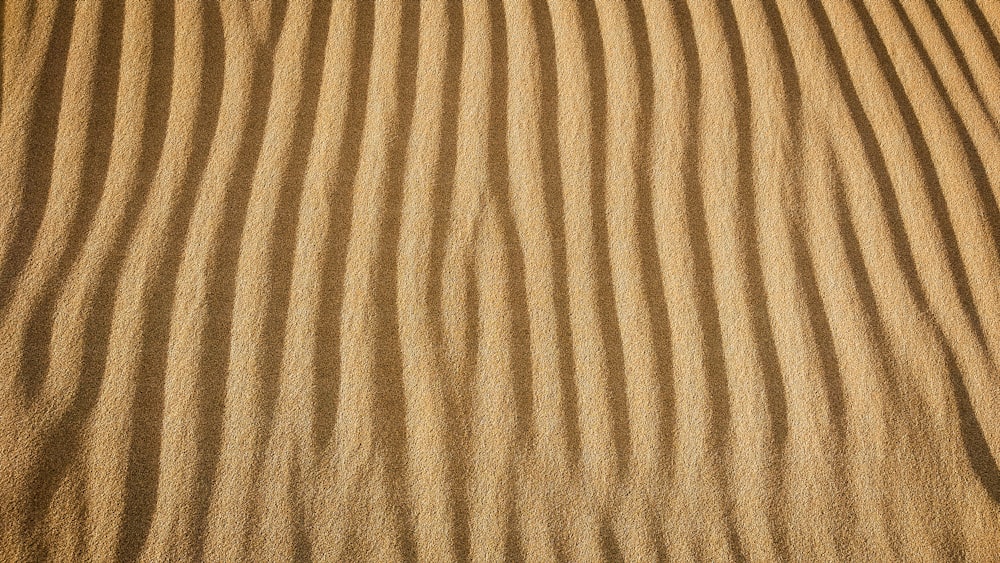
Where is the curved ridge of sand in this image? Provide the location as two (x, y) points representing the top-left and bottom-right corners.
(1, 1), (999, 560)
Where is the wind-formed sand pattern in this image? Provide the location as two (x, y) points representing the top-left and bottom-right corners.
(1, 1), (1000, 561)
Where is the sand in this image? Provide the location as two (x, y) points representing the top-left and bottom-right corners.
(1, 0), (1000, 561)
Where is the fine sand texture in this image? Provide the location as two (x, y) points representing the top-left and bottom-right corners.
(3, 1), (1000, 561)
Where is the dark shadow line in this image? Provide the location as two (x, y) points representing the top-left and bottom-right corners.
(805, 0), (931, 326)
(488, 0), (530, 456)
(717, 0), (789, 451)
(193, 3), (285, 557)
(893, 0), (1000, 260)
(649, 498), (669, 562)
(577, 0), (629, 479)
(762, 0), (837, 439)
(785, 192), (852, 539)
(674, 1), (742, 559)
(624, 0), (674, 469)
(0, 1), (74, 310)
(250, 3), (334, 558)
(787, 222), (847, 439)
(942, 342), (1000, 503)
(483, 3), (531, 558)
(529, 0), (580, 466)
(803, 17), (942, 530)
(828, 166), (908, 563)
(963, 0), (1000, 68)
(504, 497), (523, 563)
(758, 0), (814, 420)
(847, 0), (992, 354)
(288, 454), (311, 562)
(17, 304), (56, 561)
(922, 1), (1000, 129)
(599, 518), (626, 563)
(314, 1), (375, 453)
(829, 164), (897, 402)
(26, 3), (125, 560)
(463, 227), (482, 550)
(107, 1), (175, 560)
(891, 0), (1000, 506)
(832, 162), (919, 558)
(427, 1), (459, 388)
(789, 215), (853, 554)
(718, 2), (790, 558)
(267, 1), (290, 47)
(256, 0), (332, 457)
(428, 2), (469, 560)
(457, 242), (478, 390)
(21, 0), (124, 403)
(762, 0), (828, 432)
(117, 3), (227, 560)
(62, 1), (173, 551)
(761, 0), (802, 128)
(370, 1), (421, 559)
(53, 0), (128, 289)
(251, 1), (311, 452)
(673, 0), (727, 447)
(894, 2), (1000, 263)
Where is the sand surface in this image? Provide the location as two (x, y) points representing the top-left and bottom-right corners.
(2, 1), (1000, 561)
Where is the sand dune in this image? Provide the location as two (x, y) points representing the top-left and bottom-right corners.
(2, 0), (1000, 560)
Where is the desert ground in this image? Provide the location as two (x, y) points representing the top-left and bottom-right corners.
(2, 1), (1000, 561)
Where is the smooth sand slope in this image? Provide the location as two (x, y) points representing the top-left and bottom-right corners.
(2, 1), (1000, 561)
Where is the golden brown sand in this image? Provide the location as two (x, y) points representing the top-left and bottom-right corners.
(2, 1), (1000, 560)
